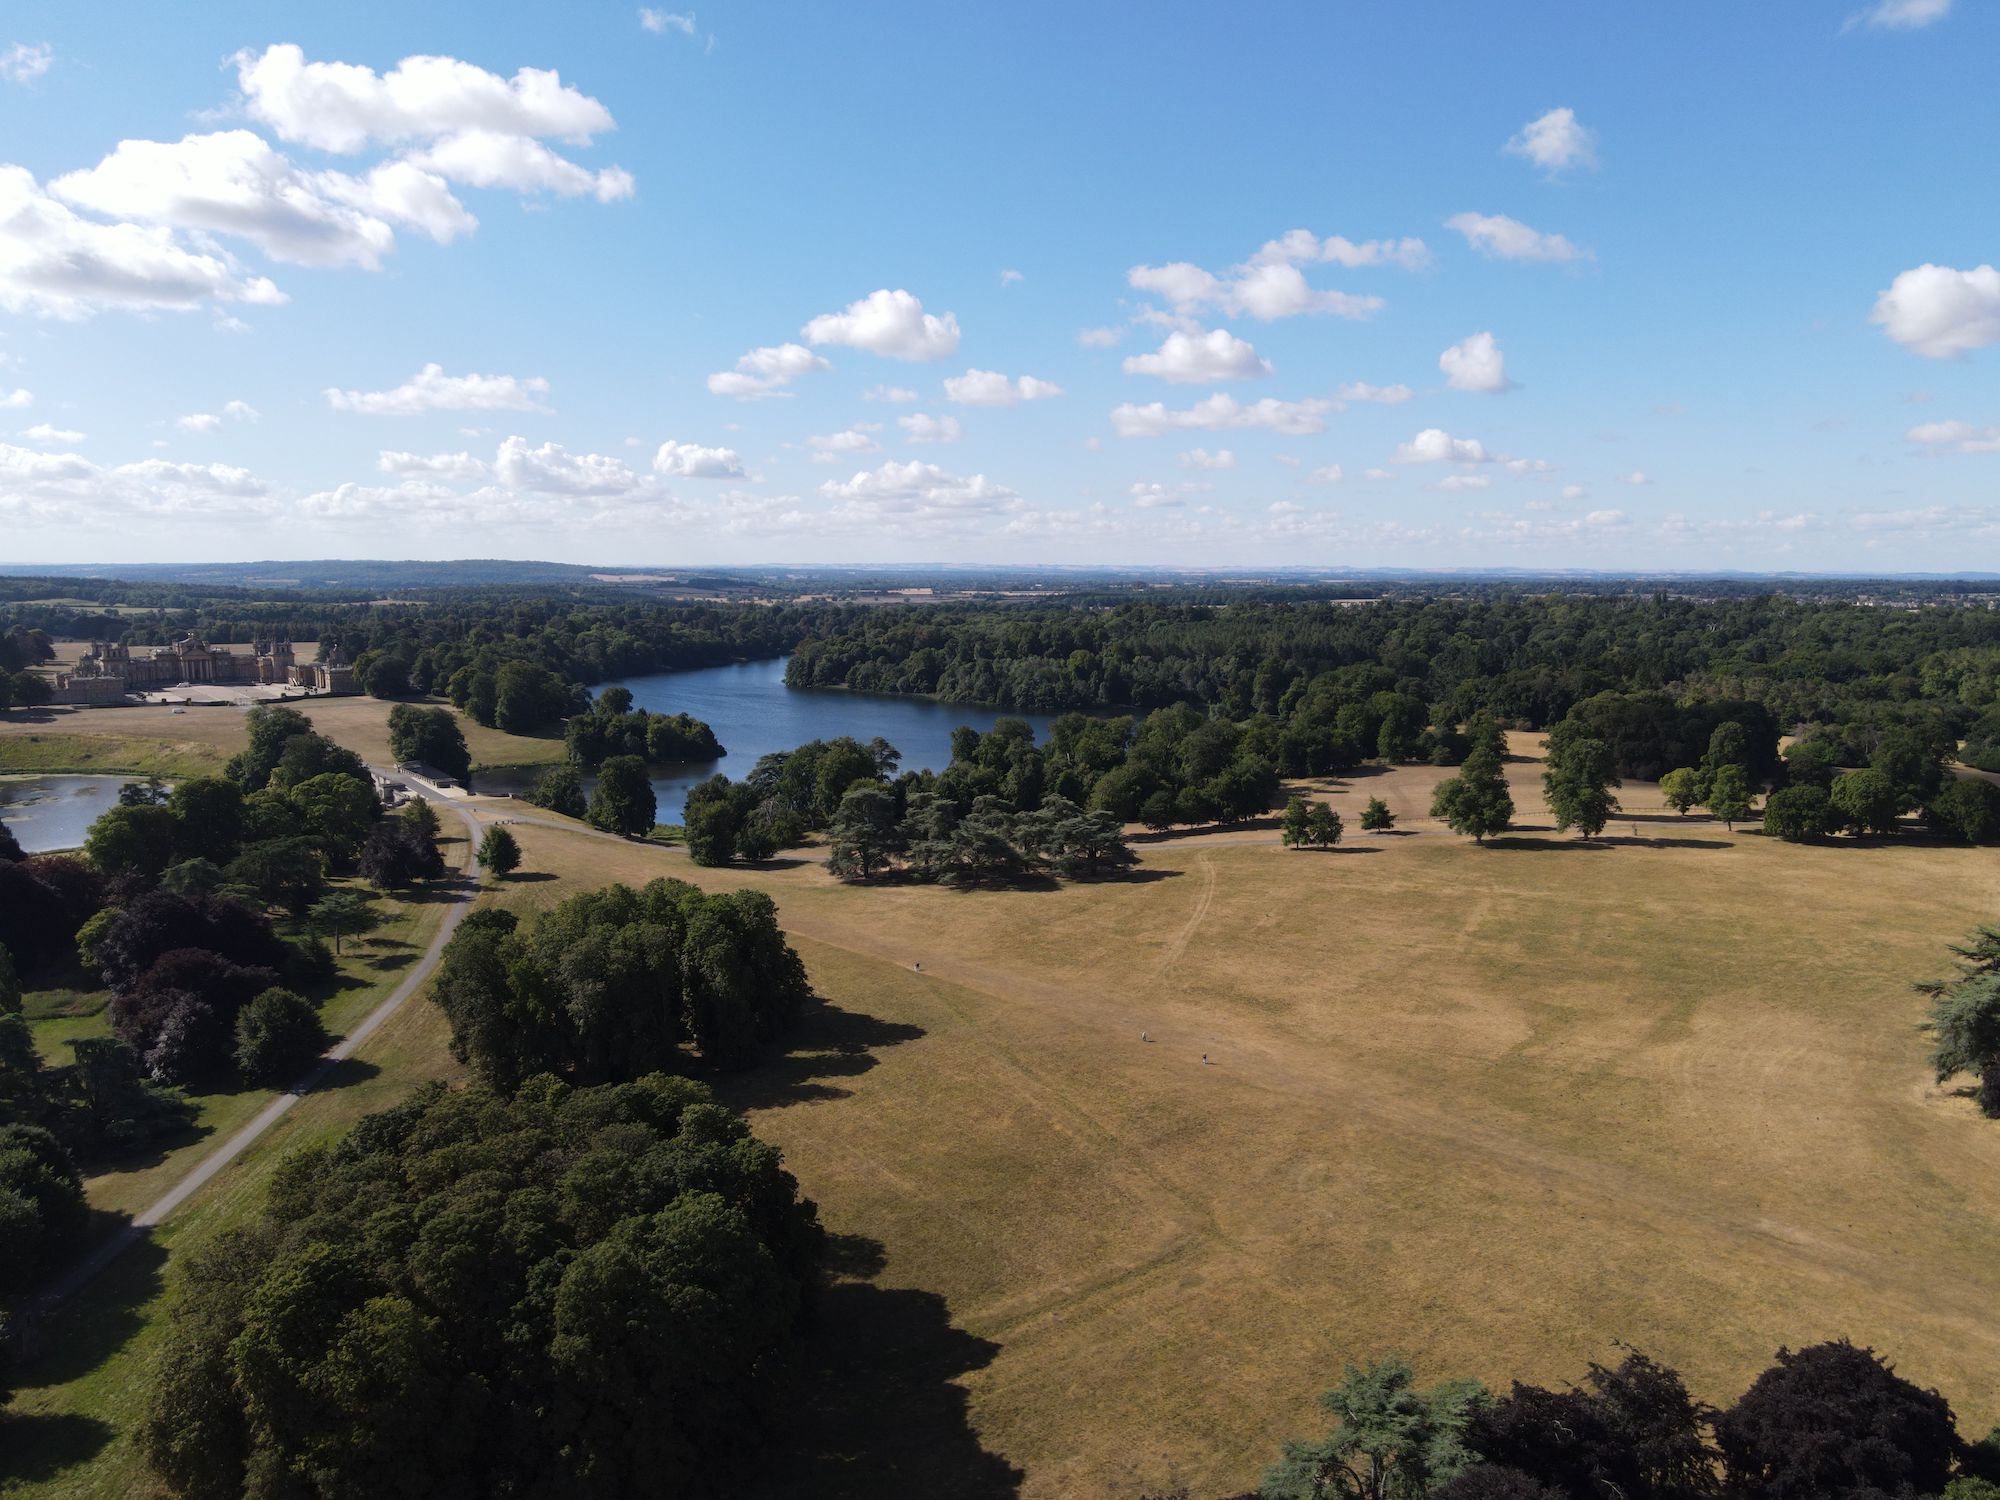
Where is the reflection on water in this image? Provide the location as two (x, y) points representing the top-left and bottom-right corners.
(480, 656), (1061, 822)
(0, 775), (142, 854)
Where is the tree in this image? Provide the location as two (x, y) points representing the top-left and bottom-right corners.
(386, 703), (471, 784)
(1714, 1341), (1961, 1500)
(492, 659), (575, 732)
(1262, 1355), (1489, 1500)
(308, 890), (379, 956)
(1543, 734), (1621, 840)
(233, 987), (329, 1084)
(1703, 765), (1753, 831)
(1281, 795), (1312, 848)
(357, 818), (444, 890)
(1045, 805), (1139, 878)
(287, 771), (378, 864)
(1432, 748), (1514, 843)
(532, 765), (587, 819)
(587, 756), (656, 838)
(119, 776), (169, 807)
(1781, 738), (1841, 790)
(1305, 802), (1342, 848)
(1869, 726), (1949, 814)
(1658, 768), (1702, 817)
(166, 777), (245, 865)
(682, 775), (742, 866)
(141, 1076), (821, 1500)
(0, 1123), (89, 1297)
(226, 836), (327, 913)
(1927, 779), (2000, 844)
(1920, 925), (2000, 1115)
(363, 653), (410, 698)
(1828, 768), (1900, 836)
(1140, 789), (1179, 833)
(477, 825), (522, 877)
(1761, 785), (1832, 842)
(1361, 796), (1395, 833)
(828, 784), (905, 881)
(0, 943), (17, 1016)
(85, 803), (180, 877)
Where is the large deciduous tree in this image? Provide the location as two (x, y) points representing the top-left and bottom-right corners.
(587, 755), (656, 839)
(1262, 1354), (1488, 1500)
(1432, 747), (1514, 843)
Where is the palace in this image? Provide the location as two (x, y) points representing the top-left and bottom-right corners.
(54, 635), (355, 703)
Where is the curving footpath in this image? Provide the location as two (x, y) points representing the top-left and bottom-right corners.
(40, 778), (484, 1308)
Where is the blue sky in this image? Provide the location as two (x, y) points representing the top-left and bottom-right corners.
(1, 0), (1996, 570)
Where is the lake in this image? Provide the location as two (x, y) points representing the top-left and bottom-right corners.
(0, 774), (142, 854)
(483, 656), (1061, 821)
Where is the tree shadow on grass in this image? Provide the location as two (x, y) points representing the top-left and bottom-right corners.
(716, 1003), (926, 1111)
(1096, 866), (1185, 883)
(1289, 845), (1380, 855)
(499, 870), (560, 883)
(15, 1231), (167, 1393)
(749, 1234), (1022, 1499)
(0, 1413), (115, 1485)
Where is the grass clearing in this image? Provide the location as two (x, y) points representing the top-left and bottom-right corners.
(9, 743), (2000, 1497)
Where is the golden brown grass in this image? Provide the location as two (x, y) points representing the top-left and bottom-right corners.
(10, 741), (2000, 1498)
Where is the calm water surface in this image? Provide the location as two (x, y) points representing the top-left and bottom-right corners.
(0, 774), (142, 854)
(485, 656), (1059, 821)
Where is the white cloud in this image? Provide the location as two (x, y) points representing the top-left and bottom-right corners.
(407, 129), (633, 203)
(1077, 325), (1125, 349)
(1505, 457), (1553, 476)
(1848, 0), (1951, 28)
(1, 43), (52, 84)
(0, 442), (273, 522)
(326, 362), (551, 415)
(819, 459), (1021, 523)
(942, 368), (1065, 405)
(1622, 470), (1651, 485)
(1439, 331), (1512, 393)
(1396, 427), (1492, 465)
(1562, 483), (1588, 500)
(223, 399), (260, 421)
(652, 439), (746, 477)
(1177, 447), (1235, 470)
(377, 449), (490, 482)
(1871, 264), (2000, 359)
(1438, 473), (1491, 491)
(1110, 392), (1334, 438)
(1129, 481), (1187, 509)
(1585, 509), (1629, 527)
(1250, 229), (1431, 271)
(1364, 467), (1394, 481)
(0, 166), (286, 319)
(1000, 268), (1022, 286)
(176, 413), (221, 433)
(1128, 258), (1382, 323)
(802, 288), (960, 361)
(0, 388), (30, 409)
(1445, 212), (1589, 264)
(1336, 381), (1415, 405)
(639, 9), (696, 34)
(807, 426), (882, 463)
(1122, 328), (1270, 383)
(235, 44), (616, 154)
(862, 384), (918, 402)
(1504, 108), (1597, 175)
(707, 342), (828, 399)
(20, 423), (81, 444)
(1308, 464), (1344, 484)
(1906, 418), (2000, 453)
(493, 435), (646, 496)
(898, 412), (961, 444)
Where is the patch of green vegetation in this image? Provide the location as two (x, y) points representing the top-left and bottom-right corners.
(0, 734), (229, 779)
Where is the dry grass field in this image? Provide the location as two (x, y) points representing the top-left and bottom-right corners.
(7, 732), (2000, 1498)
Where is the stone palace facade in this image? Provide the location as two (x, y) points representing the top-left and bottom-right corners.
(55, 635), (356, 703)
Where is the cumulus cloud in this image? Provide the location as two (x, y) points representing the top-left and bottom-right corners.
(942, 368), (1064, 405)
(0, 441), (272, 522)
(0, 166), (286, 319)
(1395, 427), (1492, 465)
(1847, 0), (1951, 27)
(898, 412), (961, 444)
(235, 44), (616, 154)
(1438, 473), (1492, 491)
(0, 388), (30, 409)
(1622, 470), (1651, 485)
(378, 449), (490, 482)
(326, 362), (551, 415)
(1077, 326), (1125, 349)
(407, 129), (632, 202)
(176, 400), (259, 433)
(999, 268), (1022, 286)
(493, 435), (645, 496)
(1129, 481), (1188, 509)
(639, 9), (696, 34)
(1439, 331), (1512, 393)
(819, 459), (1021, 523)
(1445, 212), (1589, 264)
(1, 43), (52, 84)
(862, 384), (918, 402)
(707, 342), (829, 399)
(1308, 464), (1344, 484)
(1129, 258), (1383, 323)
(1250, 229), (1431, 271)
(21, 423), (81, 444)
(806, 426), (882, 462)
(1872, 264), (2000, 358)
(1177, 447), (1235, 470)
(1504, 108), (1597, 175)
(652, 439), (746, 477)
(802, 288), (960, 361)
(1906, 418), (2000, 453)
(1562, 483), (1588, 500)
(1111, 392), (1333, 438)
(1123, 329), (1270, 383)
